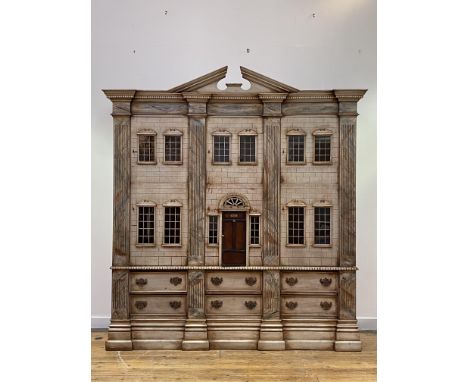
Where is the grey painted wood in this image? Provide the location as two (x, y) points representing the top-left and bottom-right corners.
(207, 103), (263, 116)
(111, 270), (129, 319)
(262, 117), (281, 265)
(187, 270), (205, 319)
(262, 270), (281, 319)
(132, 102), (188, 115)
(187, 116), (206, 265)
(338, 271), (357, 320)
(282, 102), (338, 116)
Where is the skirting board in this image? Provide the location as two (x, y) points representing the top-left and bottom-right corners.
(91, 316), (377, 331)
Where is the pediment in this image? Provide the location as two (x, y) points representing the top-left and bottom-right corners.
(168, 66), (298, 94)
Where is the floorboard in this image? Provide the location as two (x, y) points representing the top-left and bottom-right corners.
(92, 331), (376, 381)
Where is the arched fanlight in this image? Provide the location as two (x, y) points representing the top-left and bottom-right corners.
(223, 197), (245, 208)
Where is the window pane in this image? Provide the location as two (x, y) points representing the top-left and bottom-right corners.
(138, 135), (155, 162)
(314, 207), (331, 245)
(137, 206), (155, 244)
(288, 207), (304, 245)
(250, 215), (260, 245)
(287, 135), (305, 163)
(213, 136), (230, 163)
(208, 215), (218, 244)
(164, 207), (181, 244)
(240, 135), (256, 163)
(314, 135), (331, 162)
(165, 135), (181, 162)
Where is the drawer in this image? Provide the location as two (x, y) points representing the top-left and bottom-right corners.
(205, 272), (262, 293)
(281, 296), (337, 317)
(205, 295), (262, 316)
(281, 272), (337, 293)
(130, 295), (186, 315)
(130, 272), (187, 293)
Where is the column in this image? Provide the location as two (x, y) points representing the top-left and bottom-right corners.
(257, 93), (287, 350)
(103, 90), (136, 350)
(182, 93), (211, 350)
(334, 90), (366, 351)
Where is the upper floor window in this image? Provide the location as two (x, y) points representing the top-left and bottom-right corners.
(137, 205), (155, 244)
(239, 135), (256, 164)
(314, 134), (331, 163)
(250, 215), (260, 245)
(208, 215), (218, 245)
(138, 134), (155, 163)
(164, 134), (182, 163)
(213, 135), (230, 163)
(288, 206), (305, 245)
(314, 206), (331, 245)
(287, 134), (305, 164)
(164, 206), (181, 245)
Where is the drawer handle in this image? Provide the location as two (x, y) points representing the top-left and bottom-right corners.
(211, 276), (223, 286)
(320, 277), (332, 287)
(285, 277), (298, 286)
(169, 301), (181, 310)
(135, 278), (147, 286)
(244, 300), (257, 310)
(320, 301), (333, 310)
(135, 301), (147, 310)
(285, 301), (298, 310)
(245, 277), (257, 286)
(170, 277), (182, 286)
(211, 300), (223, 309)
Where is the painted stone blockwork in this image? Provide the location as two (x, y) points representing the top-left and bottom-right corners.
(130, 116), (189, 266)
(280, 116), (339, 266)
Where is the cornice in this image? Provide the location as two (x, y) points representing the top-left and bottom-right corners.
(258, 93), (288, 102)
(169, 66), (228, 93)
(182, 93), (212, 103)
(333, 89), (367, 102)
(133, 91), (184, 101)
(111, 265), (358, 271)
(102, 89), (136, 101)
(240, 66), (299, 93)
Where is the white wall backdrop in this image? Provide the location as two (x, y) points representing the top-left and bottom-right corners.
(92, 0), (376, 328)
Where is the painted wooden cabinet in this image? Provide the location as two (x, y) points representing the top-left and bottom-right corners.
(104, 66), (366, 351)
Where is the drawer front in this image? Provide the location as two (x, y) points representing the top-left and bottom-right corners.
(281, 272), (337, 293)
(281, 296), (337, 317)
(205, 295), (262, 316)
(130, 295), (186, 315)
(130, 272), (187, 293)
(205, 272), (262, 293)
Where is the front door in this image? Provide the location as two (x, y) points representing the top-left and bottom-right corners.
(222, 211), (246, 266)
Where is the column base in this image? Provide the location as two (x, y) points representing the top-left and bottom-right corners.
(257, 319), (285, 351)
(182, 319), (209, 350)
(334, 319), (362, 352)
(105, 320), (132, 351)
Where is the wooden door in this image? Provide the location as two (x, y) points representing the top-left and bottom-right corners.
(222, 211), (246, 266)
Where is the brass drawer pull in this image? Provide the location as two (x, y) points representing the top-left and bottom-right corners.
(244, 301), (257, 310)
(211, 300), (223, 309)
(135, 278), (147, 286)
(320, 277), (332, 287)
(285, 277), (298, 286)
(320, 301), (333, 310)
(211, 276), (223, 286)
(170, 277), (182, 286)
(169, 301), (181, 310)
(285, 301), (298, 310)
(135, 301), (147, 310)
(245, 277), (257, 286)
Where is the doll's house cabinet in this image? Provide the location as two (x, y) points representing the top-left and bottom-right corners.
(104, 67), (365, 351)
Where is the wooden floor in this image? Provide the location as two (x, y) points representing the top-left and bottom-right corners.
(92, 331), (376, 381)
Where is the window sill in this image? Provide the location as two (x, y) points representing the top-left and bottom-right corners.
(238, 161), (258, 166)
(161, 244), (182, 248)
(137, 161), (156, 165)
(135, 244), (156, 248)
(286, 244), (307, 248)
(249, 244), (261, 248)
(207, 244), (219, 247)
(312, 244), (332, 248)
(312, 161), (332, 165)
(285, 161), (306, 166)
(212, 161), (232, 165)
(163, 161), (183, 165)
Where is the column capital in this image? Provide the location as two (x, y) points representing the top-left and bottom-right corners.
(183, 93), (211, 116)
(259, 93), (287, 117)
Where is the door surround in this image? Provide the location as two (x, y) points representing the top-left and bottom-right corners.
(217, 194), (251, 266)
